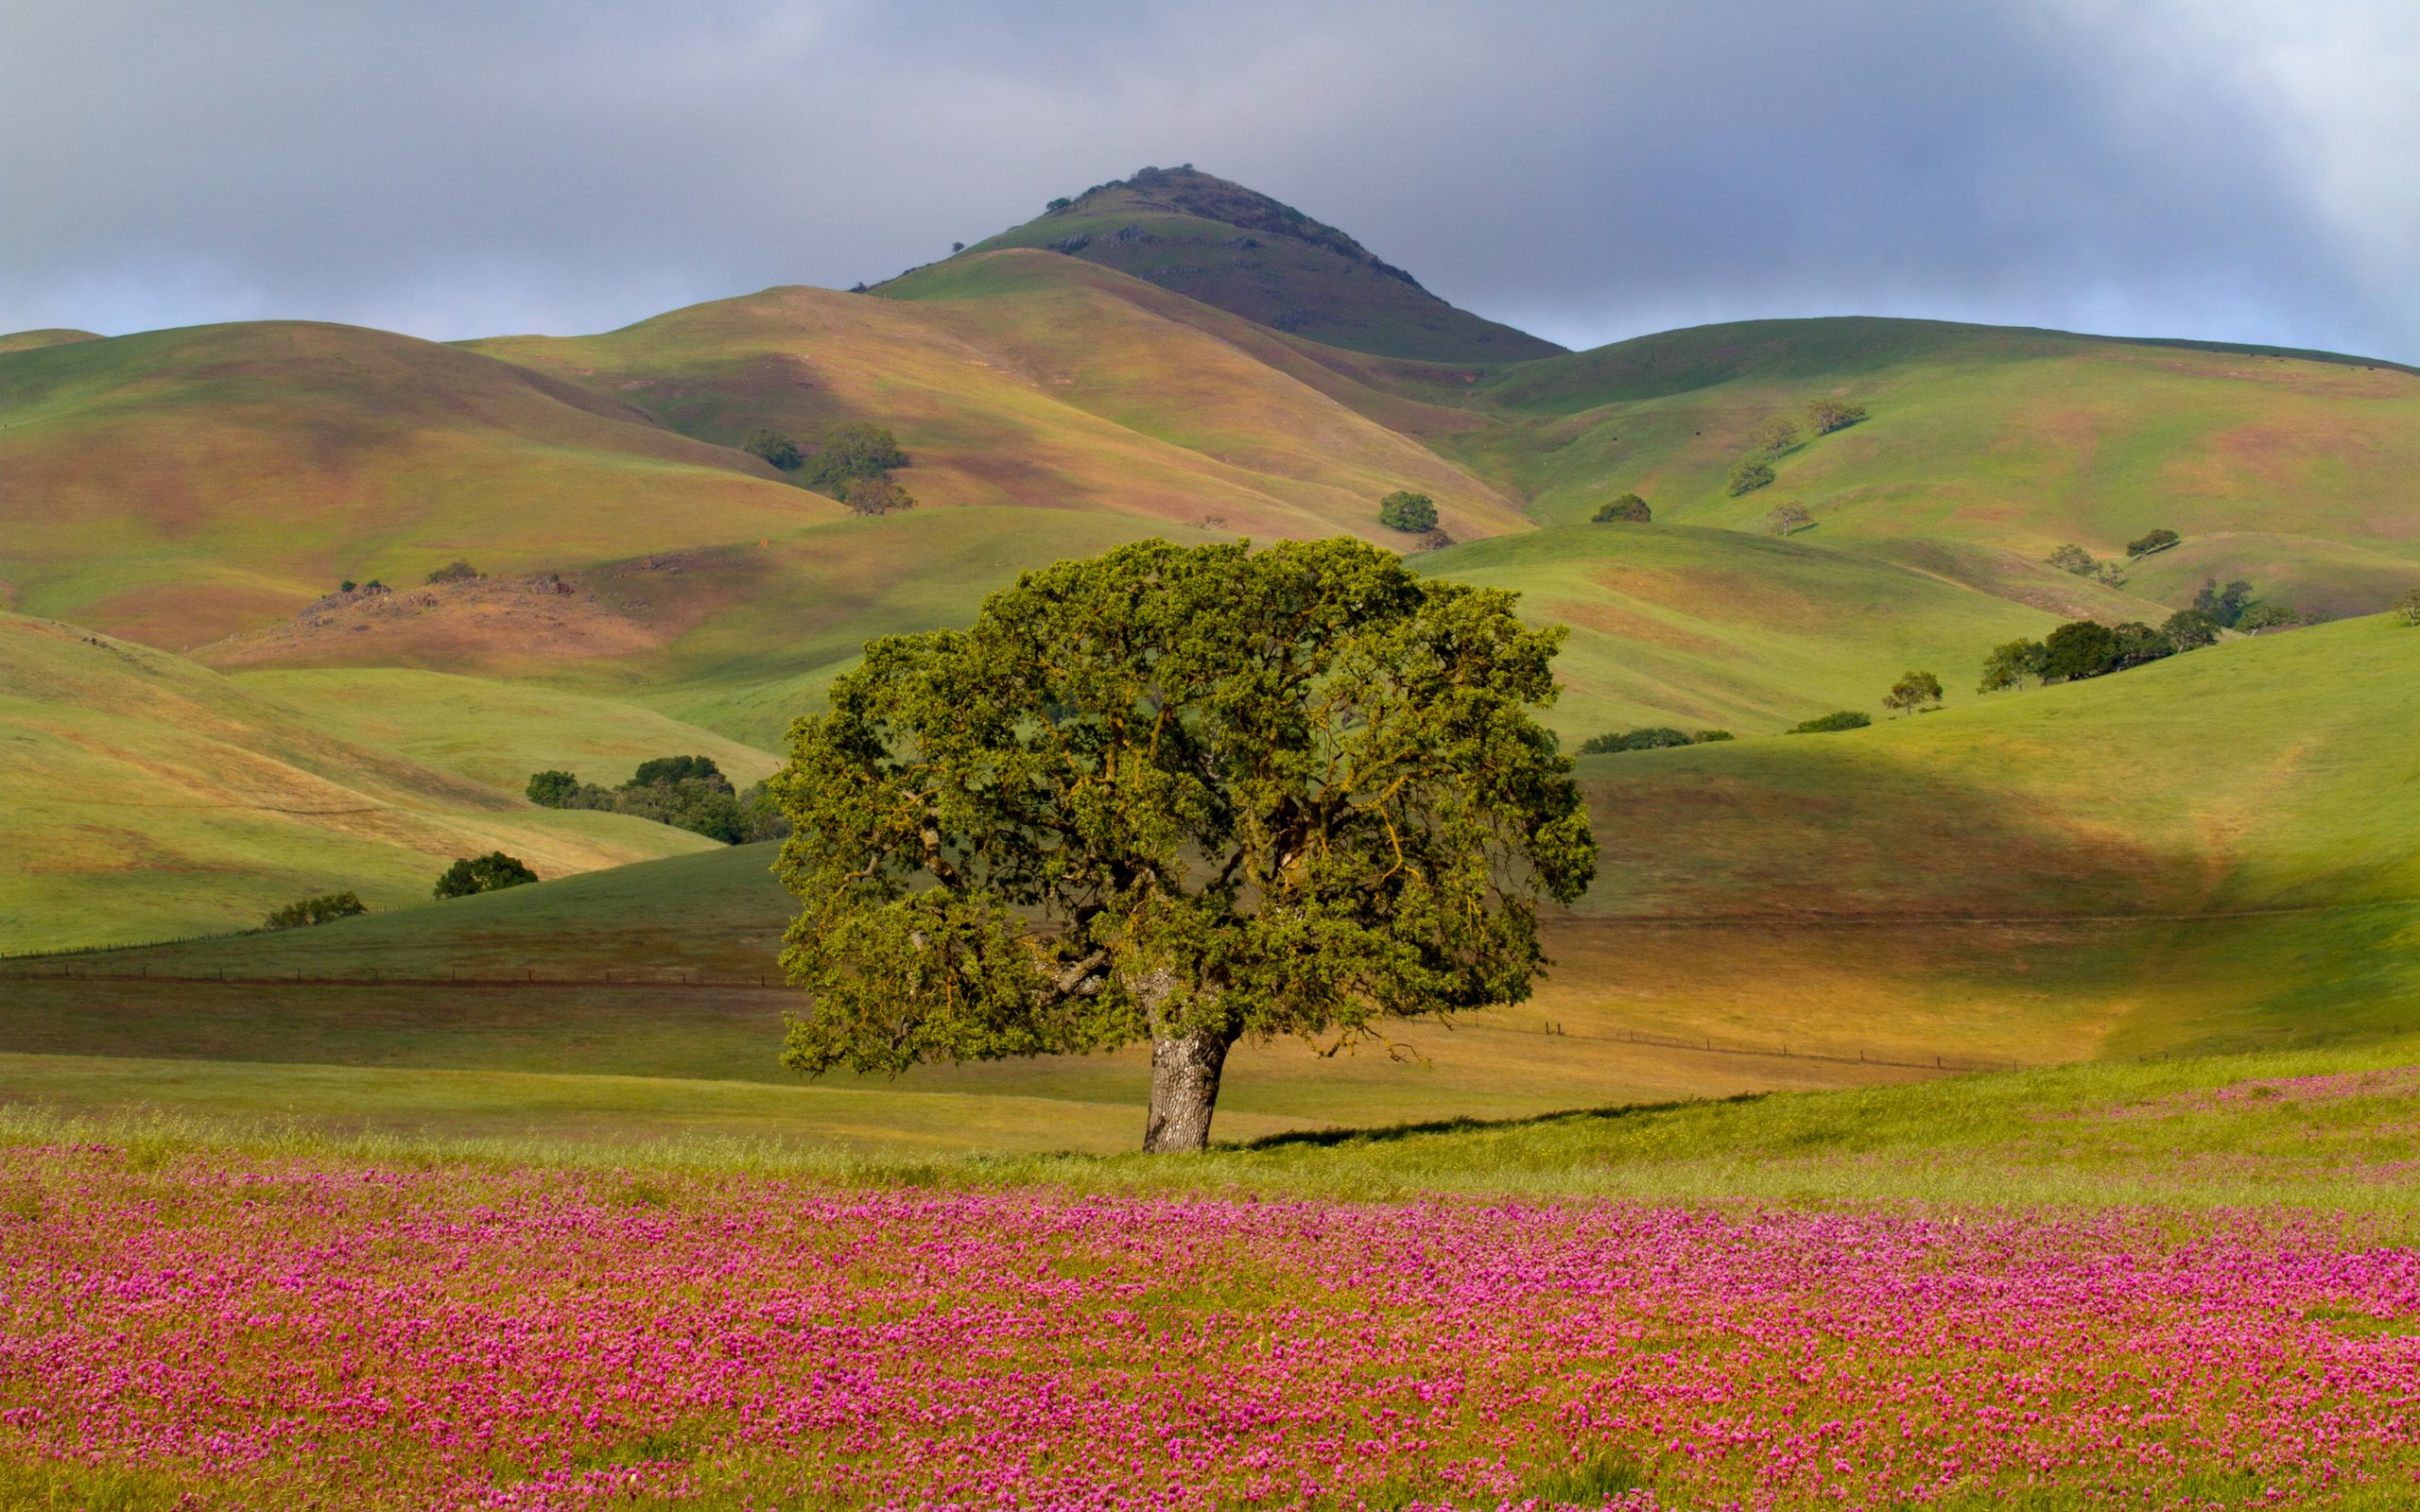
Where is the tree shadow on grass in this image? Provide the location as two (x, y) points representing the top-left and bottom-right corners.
(1227, 1090), (1771, 1153)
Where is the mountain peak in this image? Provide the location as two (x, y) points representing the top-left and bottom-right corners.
(959, 165), (1562, 365)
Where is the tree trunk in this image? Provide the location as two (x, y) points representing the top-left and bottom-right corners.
(1143, 1025), (1234, 1154)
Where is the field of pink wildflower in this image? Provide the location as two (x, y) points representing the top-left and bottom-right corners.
(5, 1140), (2419, 1510)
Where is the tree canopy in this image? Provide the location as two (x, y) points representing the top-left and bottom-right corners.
(1730, 461), (1776, 497)
(1883, 671), (1945, 716)
(2126, 528), (2183, 558)
(1805, 398), (1868, 435)
(2397, 587), (2420, 627)
(1591, 493), (1651, 524)
(1375, 490), (1438, 533)
(770, 538), (1596, 1152)
(742, 426), (804, 471)
(433, 851), (538, 900)
(804, 422), (909, 488)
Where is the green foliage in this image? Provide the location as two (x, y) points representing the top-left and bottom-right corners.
(262, 891), (367, 930)
(2042, 621), (2119, 682)
(1763, 500), (1811, 534)
(1375, 490), (1439, 533)
(2163, 610), (2221, 650)
(1979, 639), (2051, 693)
(1693, 729), (1736, 743)
(1804, 398), (1868, 435)
(1577, 727), (1710, 755)
(338, 578), (356, 593)
(803, 422), (909, 488)
(840, 475), (915, 516)
(2126, 528), (2183, 558)
(2193, 578), (2256, 628)
(1787, 711), (1871, 733)
(433, 851), (538, 901)
(2238, 603), (2302, 632)
(1589, 492), (1651, 524)
(2046, 543), (2099, 576)
(770, 538), (1595, 1136)
(740, 426), (803, 471)
(2111, 621), (2177, 668)
(424, 558), (478, 585)
(631, 755), (726, 788)
(1883, 670), (1945, 716)
(1728, 460), (1776, 497)
(1747, 416), (1802, 455)
(526, 769), (581, 807)
(2397, 587), (2420, 627)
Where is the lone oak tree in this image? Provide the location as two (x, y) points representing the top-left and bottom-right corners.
(770, 538), (1597, 1152)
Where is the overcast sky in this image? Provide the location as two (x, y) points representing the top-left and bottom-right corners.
(4, 0), (2415, 360)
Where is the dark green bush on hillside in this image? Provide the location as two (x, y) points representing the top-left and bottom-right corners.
(1591, 493), (1651, 524)
(2042, 621), (2119, 681)
(1805, 399), (1868, 435)
(2236, 603), (2303, 631)
(2397, 587), (2420, 627)
(1577, 727), (1735, 755)
(742, 426), (803, 471)
(433, 851), (537, 900)
(425, 558), (478, 585)
(1883, 671), (1944, 716)
(2046, 543), (2098, 576)
(1978, 638), (2051, 693)
(631, 755), (726, 788)
(840, 475), (915, 515)
(526, 769), (581, 807)
(2162, 609), (2221, 649)
(1729, 460), (1776, 496)
(804, 423), (908, 488)
(1376, 490), (1438, 533)
(264, 891), (368, 930)
(1788, 711), (1871, 734)
(2126, 528), (2182, 558)
(2193, 577), (2256, 627)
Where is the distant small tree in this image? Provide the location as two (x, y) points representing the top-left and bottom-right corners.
(1805, 399), (1868, 435)
(2236, 603), (2300, 632)
(1978, 639), (2050, 693)
(338, 578), (357, 593)
(1578, 727), (1695, 755)
(2192, 577), (2256, 627)
(1693, 730), (1736, 744)
(1882, 671), (1945, 716)
(951, 241), (966, 253)
(526, 769), (581, 807)
(1787, 711), (1871, 734)
(2046, 544), (2099, 576)
(742, 426), (804, 471)
(433, 851), (538, 900)
(2162, 609), (2221, 649)
(2042, 621), (2119, 682)
(1376, 490), (1439, 533)
(1729, 460), (1777, 497)
(264, 891), (368, 930)
(2125, 528), (2183, 558)
(1764, 500), (1812, 535)
(804, 422), (909, 488)
(1748, 417), (1802, 455)
(629, 755), (729, 791)
(2397, 587), (2420, 627)
(1591, 493), (1651, 524)
(2109, 621), (2176, 669)
(425, 559), (478, 585)
(841, 475), (916, 515)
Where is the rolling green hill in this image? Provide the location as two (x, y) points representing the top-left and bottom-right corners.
(951, 164), (1562, 364)
(0, 612), (746, 951)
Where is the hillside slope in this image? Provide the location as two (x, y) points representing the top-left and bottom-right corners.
(953, 164), (1561, 364)
(1437, 317), (2420, 616)
(0, 613), (739, 951)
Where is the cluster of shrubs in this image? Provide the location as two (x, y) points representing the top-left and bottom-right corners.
(1787, 711), (1872, 733)
(425, 558), (480, 585)
(1577, 726), (1733, 754)
(2045, 530), (2183, 585)
(526, 756), (787, 845)
(1979, 614), (2215, 691)
(1591, 493), (1651, 524)
(434, 851), (537, 900)
(744, 422), (915, 515)
(261, 890), (368, 930)
(1728, 399), (1867, 497)
(336, 578), (389, 594)
(2191, 576), (2304, 632)
(2399, 587), (2420, 627)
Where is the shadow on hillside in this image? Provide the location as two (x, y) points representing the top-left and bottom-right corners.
(1229, 1091), (1772, 1153)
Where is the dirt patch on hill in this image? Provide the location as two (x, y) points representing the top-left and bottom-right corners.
(199, 570), (663, 672)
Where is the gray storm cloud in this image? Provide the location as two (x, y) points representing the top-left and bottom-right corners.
(1, 0), (2413, 361)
